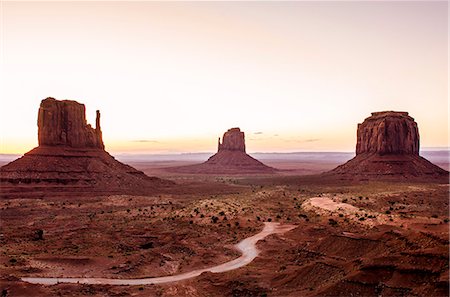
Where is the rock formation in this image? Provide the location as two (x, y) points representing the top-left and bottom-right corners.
(328, 111), (448, 180)
(355, 112), (419, 155)
(0, 97), (172, 197)
(218, 128), (246, 152)
(167, 128), (275, 174)
(38, 98), (104, 149)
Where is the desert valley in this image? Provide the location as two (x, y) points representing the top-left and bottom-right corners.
(0, 98), (448, 297)
(1, 2), (448, 296)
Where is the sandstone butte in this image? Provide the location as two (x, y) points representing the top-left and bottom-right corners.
(0, 98), (172, 197)
(167, 128), (275, 174)
(328, 111), (448, 180)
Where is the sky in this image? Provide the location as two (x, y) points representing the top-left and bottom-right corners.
(0, 1), (448, 154)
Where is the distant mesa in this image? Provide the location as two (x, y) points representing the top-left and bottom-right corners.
(327, 111), (448, 180)
(218, 127), (246, 152)
(0, 97), (172, 197)
(167, 128), (276, 174)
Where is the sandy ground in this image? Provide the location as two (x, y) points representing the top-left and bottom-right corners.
(0, 165), (448, 296)
(21, 222), (296, 285)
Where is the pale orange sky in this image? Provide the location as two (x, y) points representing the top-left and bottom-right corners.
(0, 1), (448, 154)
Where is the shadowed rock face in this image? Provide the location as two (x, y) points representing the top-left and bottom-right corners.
(38, 98), (104, 149)
(328, 111), (448, 180)
(218, 128), (246, 152)
(356, 112), (419, 155)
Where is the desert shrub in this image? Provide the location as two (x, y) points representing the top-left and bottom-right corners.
(267, 218), (272, 222)
(385, 210), (391, 214)
(328, 219), (338, 226)
(35, 229), (44, 240)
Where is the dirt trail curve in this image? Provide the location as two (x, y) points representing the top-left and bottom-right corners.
(21, 222), (296, 286)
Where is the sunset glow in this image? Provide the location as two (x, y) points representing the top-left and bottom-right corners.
(0, 1), (447, 154)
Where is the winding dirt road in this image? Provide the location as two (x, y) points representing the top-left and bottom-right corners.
(21, 222), (296, 286)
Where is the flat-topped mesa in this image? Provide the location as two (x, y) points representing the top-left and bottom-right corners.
(218, 128), (246, 152)
(356, 111), (419, 156)
(327, 110), (448, 180)
(38, 97), (104, 149)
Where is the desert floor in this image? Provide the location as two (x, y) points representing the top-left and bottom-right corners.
(0, 159), (448, 296)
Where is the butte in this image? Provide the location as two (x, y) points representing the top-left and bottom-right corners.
(326, 111), (448, 181)
(167, 128), (275, 174)
(0, 97), (172, 197)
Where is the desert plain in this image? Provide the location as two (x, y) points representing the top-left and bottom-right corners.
(0, 152), (448, 297)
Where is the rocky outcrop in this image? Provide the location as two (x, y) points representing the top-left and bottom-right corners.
(218, 128), (246, 152)
(38, 98), (104, 149)
(356, 112), (419, 155)
(167, 128), (275, 174)
(328, 111), (448, 180)
(0, 97), (172, 197)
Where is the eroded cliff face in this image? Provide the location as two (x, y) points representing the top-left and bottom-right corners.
(1, 97), (172, 196)
(356, 111), (419, 155)
(328, 111), (447, 180)
(218, 128), (246, 153)
(37, 98), (104, 149)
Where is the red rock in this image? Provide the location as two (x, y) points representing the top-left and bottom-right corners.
(356, 111), (419, 155)
(38, 97), (104, 149)
(0, 98), (172, 196)
(167, 128), (275, 174)
(328, 111), (448, 180)
(218, 128), (246, 152)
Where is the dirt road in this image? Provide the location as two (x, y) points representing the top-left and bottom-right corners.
(21, 222), (296, 286)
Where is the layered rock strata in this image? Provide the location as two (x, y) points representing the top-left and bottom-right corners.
(328, 111), (448, 180)
(0, 97), (172, 197)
